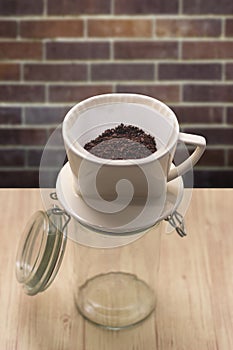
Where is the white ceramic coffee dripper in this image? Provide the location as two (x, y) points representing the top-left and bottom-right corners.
(62, 93), (205, 217)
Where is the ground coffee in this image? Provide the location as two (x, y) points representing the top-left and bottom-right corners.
(84, 123), (157, 160)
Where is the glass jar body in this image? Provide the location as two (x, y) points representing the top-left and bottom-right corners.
(70, 221), (164, 330)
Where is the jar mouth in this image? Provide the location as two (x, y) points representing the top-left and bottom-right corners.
(15, 210), (67, 296)
(56, 162), (184, 236)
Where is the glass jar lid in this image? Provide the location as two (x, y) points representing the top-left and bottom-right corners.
(16, 209), (67, 296)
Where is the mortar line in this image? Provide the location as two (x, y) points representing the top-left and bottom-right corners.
(83, 17), (88, 38)
(223, 105), (227, 124)
(179, 0), (183, 14)
(179, 84), (183, 103)
(1, 101), (233, 107)
(152, 17), (156, 38)
(2, 59), (233, 64)
(43, 0), (47, 16)
(1, 14), (232, 20)
(2, 37), (233, 43)
(20, 62), (24, 82)
(222, 17), (226, 38)
(111, 0), (114, 14)
(25, 148), (29, 167)
(222, 62), (226, 81)
(110, 39), (114, 60)
(178, 40), (182, 60)
(2, 80), (233, 86)
(16, 18), (20, 39)
(224, 148), (228, 166)
(21, 106), (25, 125)
(87, 62), (91, 82)
(42, 40), (46, 61)
(45, 84), (49, 103)
(154, 62), (158, 81)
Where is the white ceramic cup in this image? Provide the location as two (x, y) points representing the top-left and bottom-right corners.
(62, 93), (206, 211)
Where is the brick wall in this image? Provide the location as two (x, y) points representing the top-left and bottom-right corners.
(0, 0), (233, 187)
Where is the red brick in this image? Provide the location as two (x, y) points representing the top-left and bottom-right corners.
(0, 21), (17, 37)
(116, 85), (180, 103)
(114, 41), (178, 59)
(228, 150), (233, 166)
(47, 127), (63, 146)
(183, 127), (233, 145)
(183, 41), (233, 59)
(226, 19), (233, 37)
(20, 20), (83, 39)
(0, 64), (20, 81)
(183, 85), (233, 103)
(227, 108), (233, 123)
(48, 0), (110, 15)
(194, 170), (233, 188)
(0, 0), (43, 15)
(88, 19), (152, 38)
(0, 107), (21, 124)
(28, 149), (66, 167)
(197, 148), (225, 167)
(156, 19), (221, 37)
(49, 85), (112, 103)
(171, 106), (223, 124)
(91, 63), (154, 81)
(24, 64), (87, 81)
(0, 128), (47, 145)
(226, 64), (233, 80)
(27, 149), (42, 167)
(0, 170), (39, 187)
(0, 41), (42, 60)
(115, 0), (178, 14)
(46, 42), (110, 60)
(159, 63), (221, 80)
(25, 107), (70, 124)
(0, 149), (25, 167)
(0, 85), (45, 102)
(183, 0), (233, 14)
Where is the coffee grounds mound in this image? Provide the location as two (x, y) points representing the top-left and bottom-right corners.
(84, 123), (157, 160)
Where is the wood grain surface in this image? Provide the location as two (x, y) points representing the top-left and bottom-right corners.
(0, 189), (232, 349)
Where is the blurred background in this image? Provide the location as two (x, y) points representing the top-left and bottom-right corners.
(0, 0), (232, 187)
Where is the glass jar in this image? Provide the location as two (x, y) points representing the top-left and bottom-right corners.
(16, 168), (185, 330)
(15, 205), (165, 329)
(71, 221), (163, 329)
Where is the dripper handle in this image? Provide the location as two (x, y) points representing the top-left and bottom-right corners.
(168, 132), (206, 182)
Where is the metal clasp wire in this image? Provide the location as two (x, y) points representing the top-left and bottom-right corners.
(50, 192), (186, 237)
(165, 210), (186, 237)
(49, 192), (71, 232)
(50, 192), (58, 201)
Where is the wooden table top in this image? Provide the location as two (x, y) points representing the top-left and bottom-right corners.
(0, 189), (232, 349)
